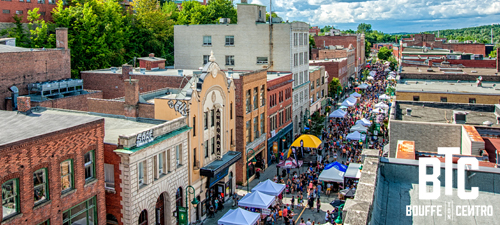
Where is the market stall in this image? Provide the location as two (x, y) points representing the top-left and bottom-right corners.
(218, 208), (260, 225)
(350, 124), (368, 133)
(355, 118), (372, 127)
(344, 163), (362, 188)
(238, 191), (275, 209)
(319, 162), (347, 183)
(351, 92), (362, 98)
(329, 109), (347, 118)
(252, 179), (286, 196)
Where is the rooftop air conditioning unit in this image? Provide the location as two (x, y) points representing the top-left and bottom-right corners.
(219, 18), (230, 24)
(178, 69), (183, 76)
(453, 111), (468, 124)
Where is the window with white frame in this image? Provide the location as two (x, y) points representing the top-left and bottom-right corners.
(203, 36), (212, 46)
(158, 152), (165, 175)
(304, 33), (308, 45)
(257, 57), (268, 64)
(104, 164), (115, 190)
(225, 55), (234, 66)
(225, 35), (234, 46)
(294, 73), (298, 87)
(138, 161), (145, 186)
(299, 72), (303, 84)
(84, 150), (95, 181)
(176, 144), (182, 167)
(61, 159), (73, 192)
(299, 52), (303, 65)
(203, 55), (210, 65)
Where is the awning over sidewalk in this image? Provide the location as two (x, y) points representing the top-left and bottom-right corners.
(200, 151), (242, 177)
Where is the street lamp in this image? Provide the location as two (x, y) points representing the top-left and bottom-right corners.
(185, 185), (199, 225)
(246, 148), (255, 193)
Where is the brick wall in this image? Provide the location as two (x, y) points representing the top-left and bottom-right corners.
(399, 72), (500, 82)
(267, 74), (293, 139)
(313, 35), (363, 68)
(81, 72), (190, 99)
(427, 59), (496, 68)
(104, 143), (122, 225)
(88, 98), (125, 116)
(0, 49), (71, 110)
(310, 59), (350, 86)
(31, 90), (103, 111)
(0, 120), (106, 225)
(389, 120), (462, 158)
(0, 1), (59, 23)
(138, 103), (155, 118)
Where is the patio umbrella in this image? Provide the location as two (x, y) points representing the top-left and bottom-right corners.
(330, 199), (346, 207)
(379, 94), (390, 100)
(290, 134), (322, 148)
(351, 92), (362, 98)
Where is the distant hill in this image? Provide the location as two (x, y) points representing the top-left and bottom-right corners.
(423, 24), (500, 44)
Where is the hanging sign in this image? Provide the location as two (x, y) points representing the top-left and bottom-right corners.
(216, 109), (222, 160)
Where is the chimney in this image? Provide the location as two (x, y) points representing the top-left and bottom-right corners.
(122, 64), (132, 78)
(497, 48), (500, 73)
(17, 96), (31, 114)
(124, 79), (139, 118)
(149, 53), (154, 58)
(56, 27), (68, 50)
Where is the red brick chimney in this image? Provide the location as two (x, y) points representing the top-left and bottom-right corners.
(122, 64), (132, 78)
(497, 48), (500, 73)
(17, 96), (31, 113)
(124, 79), (139, 118)
(56, 27), (68, 50)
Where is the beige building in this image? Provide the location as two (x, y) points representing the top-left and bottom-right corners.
(154, 55), (240, 223)
(174, 2), (310, 136)
(309, 66), (328, 115)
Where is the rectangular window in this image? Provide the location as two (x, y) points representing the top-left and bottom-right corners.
(440, 97), (447, 102)
(253, 87), (258, 110)
(211, 137), (215, 155)
(299, 72), (304, 84)
(299, 53), (303, 65)
(38, 0), (44, 3)
(225, 35), (234, 46)
(104, 163), (115, 190)
(230, 103), (233, 119)
(257, 57), (268, 64)
(166, 149), (171, 172)
(317, 79), (320, 87)
(311, 81), (315, 90)
(246, 89), (251, 113)
(211, 109), (215, 127)
(193, 116), (196, 137)
(176, 144), (182, 166)
(84, 150), (95, 181)
(2, 178), (19, 219)
(260, 113), (265, 135)
(193, 148), (197, 169)
(469, 98), (476, 103)
(62, 196), (96, 225)
(203, 55), (210, 65)
(246, 120), (251, 144)
(225, 55), (234, 66)
(294, 73), (298, 87)
(299, 33), (303, 46)
(230, 129), (234, 146)
(413, 96), (420, 101)
(38, 220), (49, 225)
(40, 11), (45, 16)
(204, 140), (209, 158)
(48, 0), (54, 3)
(203, 36), (212, 46)
(158, 152), (165, 175)
(138, 161), (145, 185)
(260, 85), (265, 106)
(2, 10), (10, 14)
(254, 116), (259, 140)
(204, 111), (208, 130)
(15, 10), (22, 15)
(61, 159), (73, 192)
(34, 168), (49, 205)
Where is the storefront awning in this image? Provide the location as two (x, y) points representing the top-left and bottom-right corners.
(200, 151), (241, 177)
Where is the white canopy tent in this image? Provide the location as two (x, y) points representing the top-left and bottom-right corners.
(238, 191), (275, 209)
(346, 96), (357, 103)
(367, 76), (374, 80)
(351, 92), (362, 98)
(369, 71), (376, 76)
(372, 108), (385, 114)
(251, 179), (285, 196)
(384, 68), (391, 72)
(218, 208), (260, 225)
(329, 109), (347, 118)
(344, 163), (362, 179)
(379, 94), (390, 100)
(357, 84), (369, 89)
(375, 102), (389, 109)
(346, 131), (362, 141)
(355, 118), (372, 127)
(341, 100), (356, 107)
(318, 167), (345, 182)
(350, 124), (368, 133)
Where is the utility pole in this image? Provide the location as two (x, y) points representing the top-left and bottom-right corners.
(492, 24), (494, 44)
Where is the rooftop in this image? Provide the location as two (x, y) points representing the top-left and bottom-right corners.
(395, 102), (499, 127)
(401, 67), (499, 76)
(0, 109), (101, 147)
(397, 79), (500, 95)
(81, 67), (200, 77)
(309, 58), (347, 63)
(34, 107), (165, 144)
(266, 71), (293, 81)
(0, 45), (40, 53)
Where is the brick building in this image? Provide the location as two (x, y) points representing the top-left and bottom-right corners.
(310, 58), (350, 87)
(232, 69), (268, 186)
(401, 33), (486, 55)
(267, 72), (294, 161)
(0, 28), (71, 110)
(313, 34), (366, 72)
(0, 0), (60, 23)
(309, 66), (328, 115)
(309, 26), (320, 36)
(0, 97), (106, 225)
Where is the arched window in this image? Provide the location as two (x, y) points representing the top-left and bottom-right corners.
(106, 214), (118, 225)
(138, 210), (147, 225)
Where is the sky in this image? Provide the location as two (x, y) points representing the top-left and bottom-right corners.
(233, 0), (500, 33)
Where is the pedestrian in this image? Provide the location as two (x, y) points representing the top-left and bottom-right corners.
(291, 195), (295, 210)
(317, 198), (321, 213)
(299, 218), (306, 225)
(306, 218), (312, 225)
(209, 203), (215, 218)
(325, 210), (330, 223)
(214, 198), (219, 213)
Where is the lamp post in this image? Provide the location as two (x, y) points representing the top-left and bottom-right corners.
(246, 148), (254, 193)
(185, 185), (199, 225)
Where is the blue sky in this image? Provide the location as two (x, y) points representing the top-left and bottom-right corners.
(234, 0), (500, 33)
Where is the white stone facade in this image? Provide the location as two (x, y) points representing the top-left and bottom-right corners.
(116, 117), (190, 225)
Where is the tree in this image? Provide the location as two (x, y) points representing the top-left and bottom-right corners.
(388, 56), (398, 71)
(309, 34), (316, 51)
(206, 0), (237, 24)
(365, 40), (371, 58)
(377, 46), (392, 60)
(0, 15), (30, 47)
(357, 23), (372, 33)
(266, 12), (277, 22)
(328, 78), (341, 98)
(306, 111), (325, 137)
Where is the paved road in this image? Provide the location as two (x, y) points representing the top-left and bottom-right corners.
(203, 150), (347, 225)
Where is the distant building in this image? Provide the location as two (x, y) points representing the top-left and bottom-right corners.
(0, 0), (60, 23)
(310, 57), (351, 88)
(309, 66), (328, 116)
(313, 34), (366, 74)
(309, 26), (320, 36)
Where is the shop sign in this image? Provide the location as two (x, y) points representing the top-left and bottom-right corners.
(215, 109), (222, 160)
(178, 207), (188, 225)
(136, 129), (154, 147)
(209, 167), (229, 187)
(168, 99), (188, 116)
(273, 142), (278, 154)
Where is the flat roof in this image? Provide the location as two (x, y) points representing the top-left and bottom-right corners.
(0, 110), (101, 147)
(397, 79), (500, 95)
(309, 58), (347, 63)
(0, 45), (40, 53)
(34, 108), (165, 144)
(401, 67), (498, 76)
(81, 67), (199, 77)
(395, 103), (499, 127)
(267, 72), (292, 81)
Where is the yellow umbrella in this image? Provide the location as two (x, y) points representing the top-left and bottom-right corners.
(287, 134), (322, 157)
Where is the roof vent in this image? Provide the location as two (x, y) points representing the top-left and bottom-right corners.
(178, 69), (184, 77)
(140, 68), (146, 74)
(406, 108), (412, 116)
(111, 67), (117, 73)
(453, 111), (468, 124)
(277, 72), (280, 76)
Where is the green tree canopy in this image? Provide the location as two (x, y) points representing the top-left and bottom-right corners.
(357, 23), (372, 33)
(328, 77), (341, 97)
(377, 46), (392, 60)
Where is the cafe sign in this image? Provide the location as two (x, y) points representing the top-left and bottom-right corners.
(136, 129), (154, 147)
